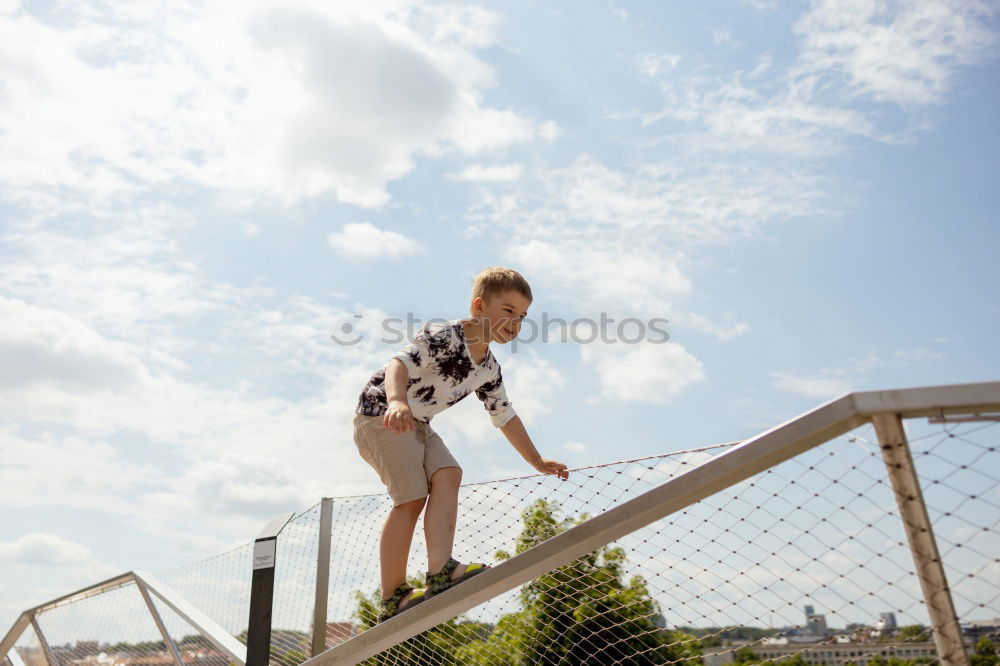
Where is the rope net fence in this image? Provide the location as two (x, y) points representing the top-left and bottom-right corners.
(9, 417), (998, 666)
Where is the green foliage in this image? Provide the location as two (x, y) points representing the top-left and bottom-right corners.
(732, 646), (760, 664)
(677, 625), (776, 642)
(486, 499), (702, 665)
(277, 649), (307, 666)
(352, 498), (703, 665)
(731, 646), (811, 666)
(179, 634), (214, 648)
(972, 636), (999, 666)
(897, 625), (930, 642)
(779, 655), (810, 666)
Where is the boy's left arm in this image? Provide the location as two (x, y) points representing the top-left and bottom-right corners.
(500, 416), (569, 480)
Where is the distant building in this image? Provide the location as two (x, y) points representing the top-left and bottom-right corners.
(703, 640), (944, 666)
(756, 640), (943, 665)
(962, 617), (1000, 643)
(807, 614), (828, 637)
(878, 612), (897, 633)
(804, 604), (827, 637)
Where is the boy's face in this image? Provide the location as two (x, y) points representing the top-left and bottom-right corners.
(472, 290), (531, 344)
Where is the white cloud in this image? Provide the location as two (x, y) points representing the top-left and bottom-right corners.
(0, 534), (119, 579)
(511, 238), (689, 307)
(537, 121), (560, 142)
(794, 0), (997, 107)
(771, 345), (947, 400)
(327, 222), (424, 259)
(710, 27), (739, 49)
(642, 0), (997, 158)
(0, 533), (92, 566)
(478, 154), (825, 249)
(0, 297), (151, 390)
(0, 431), (157, 511)
(563, 440), (588, 453)
(467, 155), (790, 342)
(0, 212), (232, 353)
(581, 340), (706, 404)
(502, 350), (565, 423)
(450, 163), (523, 182)
(0, 1), (542, 209)
(771, 370), (853, 400)
(0, 233), (378, 552)
(636, 53), (681, 78)
(165, 454), (321, 516)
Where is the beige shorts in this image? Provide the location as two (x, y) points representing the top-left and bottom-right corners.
(353, 412), (461, 506)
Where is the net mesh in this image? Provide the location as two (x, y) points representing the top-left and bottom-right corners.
(352, 419), (997, 665)
(12, 625), (44, 666)
(5, 417), (997, 666)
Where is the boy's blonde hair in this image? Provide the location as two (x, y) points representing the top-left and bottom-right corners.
(470, 267), (533, 314)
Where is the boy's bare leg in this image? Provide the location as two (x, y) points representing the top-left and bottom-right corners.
(424, 466), (470, 576)
(380, 497), (427, 600)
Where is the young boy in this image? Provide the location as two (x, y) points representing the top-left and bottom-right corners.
(353, 267), (569, 623)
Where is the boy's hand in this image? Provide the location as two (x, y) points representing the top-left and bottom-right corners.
(384, 400), (415, 433)
(533, 458), (569, 480)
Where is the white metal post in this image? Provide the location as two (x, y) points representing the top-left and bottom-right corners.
(133, 571), (247, 665)
(7, 647), (27, 666)
(873, 412), (970, 666)
(311, 498), (334, 657)
(136, 579), (185, 666)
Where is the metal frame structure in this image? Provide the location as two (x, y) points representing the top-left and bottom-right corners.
(0, 571), (248, 666)
(3, 381), (997, 666)
(303, 381), (999, 666)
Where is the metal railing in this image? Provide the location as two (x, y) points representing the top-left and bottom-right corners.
(3, 381), (998, 666)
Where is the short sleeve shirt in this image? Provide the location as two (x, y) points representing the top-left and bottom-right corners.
(355, 318), (517, 428)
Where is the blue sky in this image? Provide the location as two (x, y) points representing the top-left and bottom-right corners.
(1, 0), (998, 635)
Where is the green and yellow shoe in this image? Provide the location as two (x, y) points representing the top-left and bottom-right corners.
(377, 583), (427, 623)
(425, 557), (490, 598)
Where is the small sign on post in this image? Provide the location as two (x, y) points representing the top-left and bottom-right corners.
(246, 512), (295, 666)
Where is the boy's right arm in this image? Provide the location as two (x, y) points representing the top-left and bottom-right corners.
(383, 358), (415, 433)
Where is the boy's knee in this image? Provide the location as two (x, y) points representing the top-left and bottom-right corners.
(393, 496), (427, 517)
(430, 466), (462, 489)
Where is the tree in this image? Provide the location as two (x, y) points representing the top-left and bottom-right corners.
(277, 649), (307, 666)
(484, 499), (702, 666)
(351, 498), (703, 665)
(972, 636), (998, 666)
(732, 646), (760, 664)
(779, 655), (810, 666)
(352, 579), (477, 665)
(898, 625), (930, 643)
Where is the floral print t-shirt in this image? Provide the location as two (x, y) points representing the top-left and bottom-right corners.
(356, 318), (517, 428)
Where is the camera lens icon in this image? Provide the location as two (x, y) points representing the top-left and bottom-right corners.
(330, 314), (364, 346)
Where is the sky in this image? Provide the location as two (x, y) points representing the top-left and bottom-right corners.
(1, 0), (998, 639)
